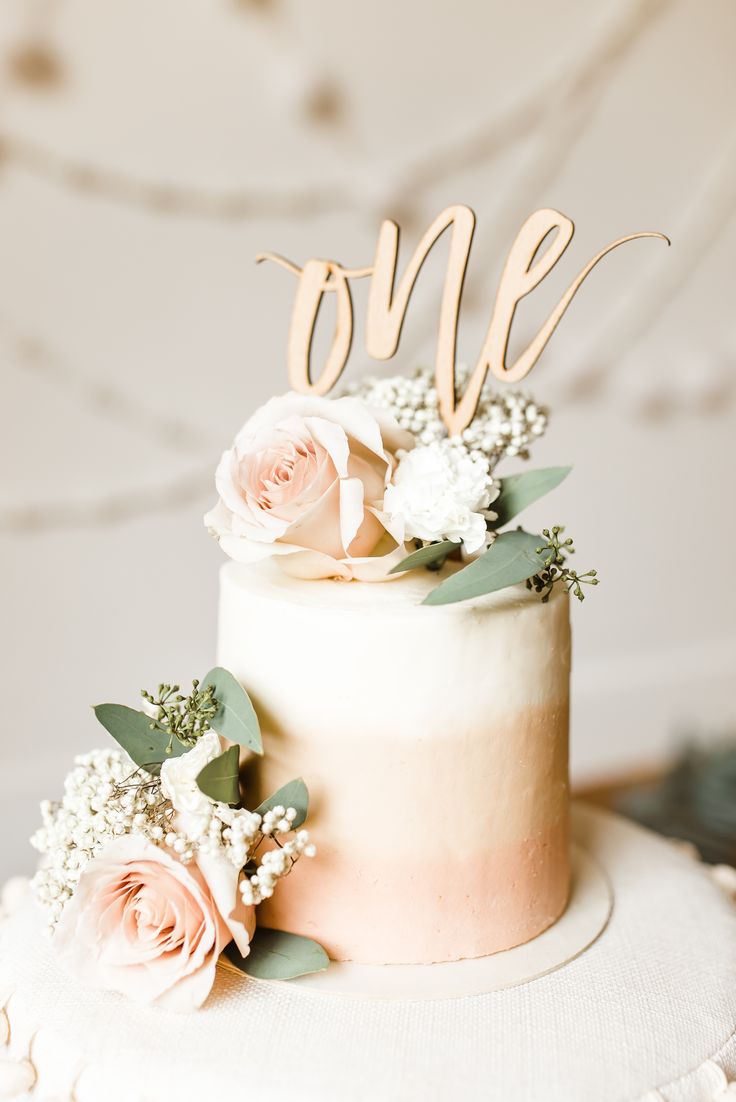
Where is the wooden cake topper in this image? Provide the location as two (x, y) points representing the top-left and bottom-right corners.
(257, 205), (669, 437)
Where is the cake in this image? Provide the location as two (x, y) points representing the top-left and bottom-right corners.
(217, 560), (571, 964)
(22, 203), (668, 1010)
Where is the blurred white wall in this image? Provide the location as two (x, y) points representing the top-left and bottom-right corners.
(1, 0), (736, 878)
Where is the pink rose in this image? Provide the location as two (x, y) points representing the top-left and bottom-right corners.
(53, 835), (255, 1012)
(204, 392), (414, 580)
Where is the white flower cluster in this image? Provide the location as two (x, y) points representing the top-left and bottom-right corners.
(239, 803), (316, 906)
(347, 366), (548, 466)
(31, 741), (316, 926)
(203, 804), (263, 868)
(30, 748), (169, 925)
(157, 729), (315, 883)
(261, 806), (300, 835)
(385, 440), (498, 553)
(161, 801), (264, 870)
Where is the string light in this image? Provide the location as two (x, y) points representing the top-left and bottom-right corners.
(232, 0), (279, 14)
(0, 0), (664, 222)
(0, 465), (214, 534)
(4, 0), (65, 91)
(0, 313), (217, 457)
(7, 41), (63, 88)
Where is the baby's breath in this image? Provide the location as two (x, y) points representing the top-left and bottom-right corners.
(30, 748), (174, 926)
(347, 365), (548, 467)
(239, 806), (316, 906)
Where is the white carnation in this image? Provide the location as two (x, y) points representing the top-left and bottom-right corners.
(160, 730), (223, 834)
(384, 441), (497, 554)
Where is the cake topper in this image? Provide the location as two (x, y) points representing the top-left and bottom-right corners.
(257, 204), (668, 436)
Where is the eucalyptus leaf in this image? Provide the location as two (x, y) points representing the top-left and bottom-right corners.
(422, 529), (553, 607)
(389, 539), (458, 574)
(255, 777), (309, 828)
(201, 667), (262, 756)
(196, 745), (241, 806)
(93, 704), (187, 775)
(493, 467), (571, 528)
(224, 928), (329, 980)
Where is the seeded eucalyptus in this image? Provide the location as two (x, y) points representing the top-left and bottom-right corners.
(95, 667), (261, 777)
(527, 526), (599, 603)
(140, 680), (219, 751)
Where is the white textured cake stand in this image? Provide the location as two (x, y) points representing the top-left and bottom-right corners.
(1, 804), (736, 1102)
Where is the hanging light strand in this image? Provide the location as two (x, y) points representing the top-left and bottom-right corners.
(0, 312), (217, 456)
(0, 0), (665, 222)
(0, 465), (214, 535)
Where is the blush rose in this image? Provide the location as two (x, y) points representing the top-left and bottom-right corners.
(204, 392), (414, 580)
(53, 834), (255, 1012)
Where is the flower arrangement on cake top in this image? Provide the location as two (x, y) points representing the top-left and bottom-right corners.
(205, 366), (598, 605)
(31, 668), (327, 1012)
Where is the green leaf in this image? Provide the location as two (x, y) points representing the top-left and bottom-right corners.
(224, 928), (329, 980)
(196, 745), (240, 805)
(201, 667), (262, 756)
(255, 777), (309, 828)
(493, 467), (571, 528)
(388, 539), (458, 574)
(422, 529), (553, 607)
(93, 704), (187, 775)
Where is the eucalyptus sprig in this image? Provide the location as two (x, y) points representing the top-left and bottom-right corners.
(95, 667), (262, 776)
(141, 680), (219, 751)
(527, 526), (599, 603)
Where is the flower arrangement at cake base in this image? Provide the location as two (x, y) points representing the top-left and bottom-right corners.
(31, 669), (327, 1012)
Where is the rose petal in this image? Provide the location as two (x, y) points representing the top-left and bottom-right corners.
(338, 477), (366, 553)
(279, 480), (346, 560)
(303, 416), (350, 479)
(196, 848), (256, 957)
(277, 548), (353, 580)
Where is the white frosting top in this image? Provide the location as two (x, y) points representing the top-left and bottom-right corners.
(220, 558), (547, 616)
(217, 559), (570, 733)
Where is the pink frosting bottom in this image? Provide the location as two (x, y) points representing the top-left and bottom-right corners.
(260, 817), (570, 964)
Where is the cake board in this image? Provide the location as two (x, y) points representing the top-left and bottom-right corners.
(237, 843), (612, 999)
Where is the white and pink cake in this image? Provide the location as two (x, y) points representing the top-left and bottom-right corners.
(217, 559), (571, 964)
(22, 205), (664, 1008)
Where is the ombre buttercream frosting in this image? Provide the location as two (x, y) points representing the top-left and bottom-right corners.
(216, 560), (571, 964)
